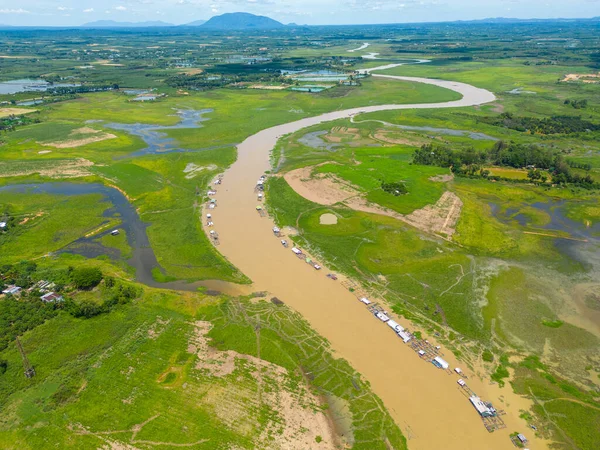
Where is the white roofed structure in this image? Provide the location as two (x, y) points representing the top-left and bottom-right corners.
(375, 312), (389, 322)
(469, 396), (495, 417)
(433, 356), (449, 369)
(397, 331), (411, 343)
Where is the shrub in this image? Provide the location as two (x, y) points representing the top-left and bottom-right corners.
(482, 349), (494, 362)
(71, 267), (103, 290)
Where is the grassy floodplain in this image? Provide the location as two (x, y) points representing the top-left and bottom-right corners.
(265, 40), (600, 449)
(0, 75), (458, 283)
(1, 20), (599, 450)
(0, 271), (405, 449)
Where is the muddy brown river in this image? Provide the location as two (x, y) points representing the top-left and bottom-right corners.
(204, 67), (550, 449)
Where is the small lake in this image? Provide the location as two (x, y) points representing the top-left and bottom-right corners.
(101, 109), (235, 157)
(0, 79), (80, 95)
(363, 119), (498, 141)
(0, 182), (245, 294)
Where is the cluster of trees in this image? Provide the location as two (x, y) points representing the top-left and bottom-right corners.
(0, 114), (40, 132)
(563, 99), (588, 109)
(381, 181), (408, 196)
(0, 296), (58, 352)
(64, 277), (140, 319)
(479, 112), (599, 135)
(0, 263), (142, 354)
(45, 84), (119, 96)
(166, 71), (290, 90)
(413, 141), (598, 189)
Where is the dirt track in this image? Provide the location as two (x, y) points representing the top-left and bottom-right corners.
(202, 65), (549, 449)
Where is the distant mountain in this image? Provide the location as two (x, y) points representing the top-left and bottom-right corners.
(201, 12), (283, 29)
(184, 20), (207, 26)
(81, 20), (174, 28)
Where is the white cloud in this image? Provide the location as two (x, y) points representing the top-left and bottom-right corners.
(83, 8), (94, 13)
(0, 8), (30, 14)
(115, 5), (128, 11)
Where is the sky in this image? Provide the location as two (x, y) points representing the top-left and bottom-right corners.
(0, 0), (598, 26)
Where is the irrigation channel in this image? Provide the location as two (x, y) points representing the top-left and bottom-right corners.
(199, 64), (552, 450)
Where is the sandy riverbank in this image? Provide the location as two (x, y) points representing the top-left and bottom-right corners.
(203, 67), (548, 449)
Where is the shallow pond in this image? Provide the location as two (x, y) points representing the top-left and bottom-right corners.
(489, 200), (600, 269)
(360, 119), (498, 141)
(102, 109), (235, 157)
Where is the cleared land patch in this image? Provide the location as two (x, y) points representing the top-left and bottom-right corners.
(0, 107), (37, 117)
(283, 165), (361, 205)
(284, 164), (463, 237)
(0, 158), (94, 178)
(41, 126), (117, 148)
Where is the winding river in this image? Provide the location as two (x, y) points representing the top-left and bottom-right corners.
(200, 65), (549, 450)
(4, 63), (549, 449)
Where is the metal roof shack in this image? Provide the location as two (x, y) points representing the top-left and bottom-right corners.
(517, 434), (528, 444)
(397, 330), (411, 343)
(2, 286), (21, 295)
(469, 395), (495, 418)
(386, 319), (404, 333)
(432, 356), (449, 369)
(40, 292), (64, 303)
(375, 312), (389, 322)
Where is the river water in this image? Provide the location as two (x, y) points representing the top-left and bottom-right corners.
(3, 63), (549, 448)
(200, 67), (548, 450)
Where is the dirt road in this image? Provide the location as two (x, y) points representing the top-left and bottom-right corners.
(205, 67), (548, 449)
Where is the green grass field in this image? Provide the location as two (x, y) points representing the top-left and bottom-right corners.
(0, 286), (406, 449)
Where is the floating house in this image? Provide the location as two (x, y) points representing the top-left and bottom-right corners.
(397, 330), (411, 343)
(375, 312), (389, 322)
(469, 395), (496, 418)
(433, 356), (449, 369)
(386, 320), (404, 333)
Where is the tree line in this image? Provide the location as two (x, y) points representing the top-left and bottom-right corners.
(478, 112), (599, 135)
(413, 141), (598, 189)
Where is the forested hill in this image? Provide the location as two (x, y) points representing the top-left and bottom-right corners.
(201, 12), (284, 29)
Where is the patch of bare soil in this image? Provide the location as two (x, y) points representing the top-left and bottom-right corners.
(147, 316), (171, 340)
(189, 321), (337, 448)
(19, 211), (44, 225)
(285, 165), (463, 237)
(0, 158), (94, 179)
(323, 126), (361, 143)
(284, 166), (361, 205)
(43, 127), (117, 148)
(0, 107), (37, 118)
(372, 129), (427, 146)
(183, 163), (218, 179)
(403, 191), (463, 237)
(562, 73), (600, 83)
(429, 174), (454, 183)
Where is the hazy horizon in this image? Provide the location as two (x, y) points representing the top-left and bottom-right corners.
(0, 0), (599, 27)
